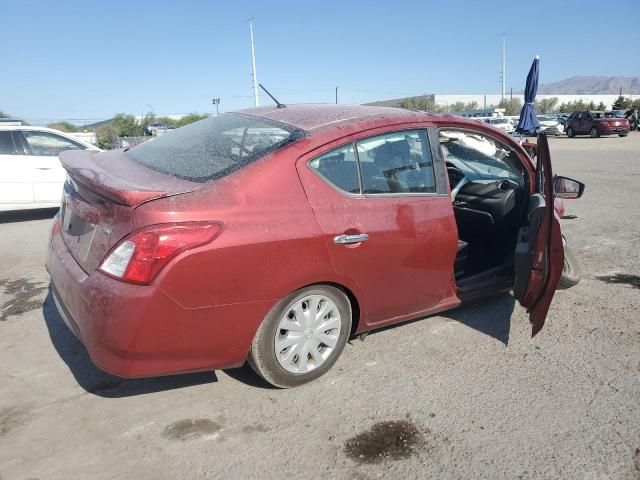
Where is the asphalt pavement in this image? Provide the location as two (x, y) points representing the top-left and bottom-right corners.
(1, 134), (639, 480)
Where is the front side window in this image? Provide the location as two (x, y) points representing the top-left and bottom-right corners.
(0, 131), (18, 155)
(23, 131), (86, 156)
(356, 130), (436, 194)
(308, 144), (359, 194)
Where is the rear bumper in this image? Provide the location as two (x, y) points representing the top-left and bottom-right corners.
(46, 224), (273, 378)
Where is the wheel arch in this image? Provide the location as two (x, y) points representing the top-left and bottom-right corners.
(296, 281), (362, 336)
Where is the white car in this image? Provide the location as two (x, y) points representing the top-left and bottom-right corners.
(0, 126), (100, 211)
(537, 116), (565, 136)
(480, 117), (515, 134)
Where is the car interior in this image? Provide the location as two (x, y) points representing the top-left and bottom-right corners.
(439, 129), (530, 294)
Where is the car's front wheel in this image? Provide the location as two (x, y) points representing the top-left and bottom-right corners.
(566, 127), (575, 138)
(558, 244), (581, 289)
(248, 285), (352, 388)
(590, 127), (600, 138)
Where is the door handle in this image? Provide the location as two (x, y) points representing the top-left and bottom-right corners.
(333, 233), (369, 245)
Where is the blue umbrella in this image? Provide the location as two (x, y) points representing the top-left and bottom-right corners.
(516, 56), (540, 136)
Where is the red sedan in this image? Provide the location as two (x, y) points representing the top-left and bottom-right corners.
(46, 105), (583, 388)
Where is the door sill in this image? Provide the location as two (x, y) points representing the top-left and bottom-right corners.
(456, 265), (514, 303)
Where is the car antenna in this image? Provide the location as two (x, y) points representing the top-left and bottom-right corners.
(259, 83), (286, 109)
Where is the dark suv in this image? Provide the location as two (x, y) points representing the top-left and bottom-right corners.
(565, 111), (630, 138)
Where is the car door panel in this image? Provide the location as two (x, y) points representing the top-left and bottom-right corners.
(513, 132), (563, 335)
(0, 131), (33, 205)
(19, 130), (85, 204)
(297, 126), (459, 328)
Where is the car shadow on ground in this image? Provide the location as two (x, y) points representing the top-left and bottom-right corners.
(0, 208), (58, 224)
(363, 292), (516, 346)
(42, 289), (219, 398)
(439, 293), (516, 345)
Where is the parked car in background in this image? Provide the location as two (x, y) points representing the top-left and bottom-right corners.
(565, 111), (630, 138)
(143, 123), (172, 136)
(480, 116), (515, 133)
(47, 104), (583, 388)
(0, 126), (100, 211)
(555, 114), (570, 127)
(537, 115), (565, 136)
(623, 109), (638, 131)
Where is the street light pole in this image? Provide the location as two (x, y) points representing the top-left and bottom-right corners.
(249, 18), (259, 107)
(212, 98), (220, 115)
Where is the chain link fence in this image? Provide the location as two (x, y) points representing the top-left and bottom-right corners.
(111, 136), (149, 149)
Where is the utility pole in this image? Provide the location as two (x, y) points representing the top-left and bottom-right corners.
(501, 35), (506, 102)
(335, 86), (338, 104)
(212, 98), (220, 115)
(424, 92), (429, 111)
(248, 18), (259, 107)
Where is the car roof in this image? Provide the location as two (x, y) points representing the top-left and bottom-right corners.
(237, 103), (434, 132)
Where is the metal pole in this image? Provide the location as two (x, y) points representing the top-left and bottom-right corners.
(335, 87), (338, 104)
(501, 36), (506, 102)
(249, 18), (259, 107)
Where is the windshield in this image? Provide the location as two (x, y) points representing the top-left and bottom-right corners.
(126, 113), (298, 182)
(439, 130), (523, 184)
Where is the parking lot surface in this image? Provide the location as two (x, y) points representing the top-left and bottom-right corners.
(1, 134), (639, 480)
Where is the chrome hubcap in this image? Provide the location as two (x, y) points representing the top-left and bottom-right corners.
(274, 295), (341, 374)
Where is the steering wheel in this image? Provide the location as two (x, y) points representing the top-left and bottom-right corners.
(447, 165), (469, 203)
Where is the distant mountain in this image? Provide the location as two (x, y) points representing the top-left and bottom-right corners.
(537, 76), (640, 95)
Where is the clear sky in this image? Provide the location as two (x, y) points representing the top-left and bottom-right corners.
(2, 0), (639, 125)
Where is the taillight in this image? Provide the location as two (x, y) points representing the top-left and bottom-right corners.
(99, 222), (223, 285)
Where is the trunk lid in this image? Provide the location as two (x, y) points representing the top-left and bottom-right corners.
(59, 149), (199, 273)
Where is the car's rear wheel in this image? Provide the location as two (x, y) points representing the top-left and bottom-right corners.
(558, 244), (581, 289)
(618, 133), (628, 137)
(248, 285), (352, 388)
(566, 127), (575, 138)
(590, 127), (600, 138)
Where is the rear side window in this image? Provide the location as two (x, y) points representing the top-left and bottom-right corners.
(0, 131), (18, 155)
(357, 130), (436, 194)
(126, 113), (298, 182)
(308, 144), (359, 194)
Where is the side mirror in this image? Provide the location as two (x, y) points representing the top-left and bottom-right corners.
(554, 175), (585, 199)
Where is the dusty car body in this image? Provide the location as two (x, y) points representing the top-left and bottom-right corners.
(565, 111), (630, 137)
(46, 105), (582, 388)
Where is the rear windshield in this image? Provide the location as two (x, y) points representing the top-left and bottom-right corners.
(126, 113), (298, 182)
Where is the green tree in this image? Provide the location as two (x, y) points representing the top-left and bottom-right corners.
(444, 101), (479, 113)
(112, 113), (141, 137)
(557, 100), (597, 112)
(612, 95), (632, 110)
(495, 98), (523, 116)
(47, 121), (78, 132)
(534, 97), (559, 114)
(0, 110), (10, 118)
(96, 124), (118, 150)
(175, 113), (209, 128)
(398, 95), (443, 112)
